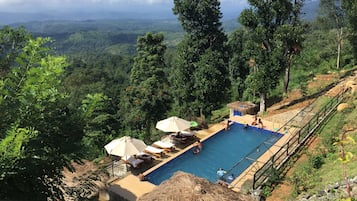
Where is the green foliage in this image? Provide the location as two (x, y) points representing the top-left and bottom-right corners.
(0, 124), (38, 164)
(262, 185), (273, 198)
(64, 52), (131, 109)
(0, 33), (83, 200)
(308, 153), (325, 169)
(80, 93), (114, 159)
(289, 159), (319, 195)
(210, 107), (229, 123)
(238, 0), (306, 111)
(318, 110), (345, 152)
(227, 29), (250, 100)
(122, 32), (171, 140)
(317, 0), (345, 30)
(0, 26), (32, 78)
(345, 1), (357, 60)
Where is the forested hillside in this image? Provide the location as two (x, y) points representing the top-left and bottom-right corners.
(1, 0), (356, 200)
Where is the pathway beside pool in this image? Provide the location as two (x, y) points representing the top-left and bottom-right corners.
(109, 114), (293, 200)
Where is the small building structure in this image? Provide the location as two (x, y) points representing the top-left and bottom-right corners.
(227, 101), (258, 117)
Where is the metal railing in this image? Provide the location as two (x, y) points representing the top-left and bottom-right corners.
(252, 88), (345, 189)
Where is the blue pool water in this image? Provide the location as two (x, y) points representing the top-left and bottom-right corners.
(146, 123), (282, 185)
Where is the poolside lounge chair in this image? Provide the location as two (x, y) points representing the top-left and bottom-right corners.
(136, 152), (154, 163)
(180, 130), (195, 137)
(122, 155), (144, 168)
(170, 133), (188, 144)
(153, 140), (175, 152)
(144, 146), (165, 157)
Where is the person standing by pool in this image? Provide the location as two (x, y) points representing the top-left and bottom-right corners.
(225, 119), (231, 130)
(258, 118), (264, 128)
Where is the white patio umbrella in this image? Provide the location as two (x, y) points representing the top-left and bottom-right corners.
(156, 116), (191, 133)
(104, 136), (147, 159)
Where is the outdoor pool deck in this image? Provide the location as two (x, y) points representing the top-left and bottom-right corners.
(110, 114), (293, 200)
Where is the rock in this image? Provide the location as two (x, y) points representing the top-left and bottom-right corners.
(309, 194), (317, 200)
(334, 182), (340, 189)
(352, 185), (357, 196)
(317, 190), (325, 197)
(351, 176), (357, 184)
(193, 184), (202, 193)
(337, 103), (349, 111)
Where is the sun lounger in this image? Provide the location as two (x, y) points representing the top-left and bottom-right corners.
(170, 133), (188, 144)
(122, 155), (144, 168)
(144, 146), (165, 157)
(180, 130), (195, 137)
(137, 152), (154, 163)
(153, 140), (175, 152)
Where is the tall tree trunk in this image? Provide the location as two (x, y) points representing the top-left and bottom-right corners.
(259, 93), (266, 113)
(283, 54), (293, 95)
(336, 27), (343, 69)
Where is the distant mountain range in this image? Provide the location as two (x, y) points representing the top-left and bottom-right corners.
(0, 0), (320, 26)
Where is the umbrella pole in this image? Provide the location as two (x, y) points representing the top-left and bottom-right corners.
(111, 158), (114, 177)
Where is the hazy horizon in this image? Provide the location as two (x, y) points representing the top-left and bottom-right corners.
(0, 0), (319, 25)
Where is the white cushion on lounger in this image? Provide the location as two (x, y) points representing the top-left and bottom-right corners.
(145, 145), (164, 154)
(180, 130), (195, 137)
(153, 141), (175, 149)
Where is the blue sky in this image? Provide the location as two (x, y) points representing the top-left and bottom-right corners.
(0, 0), (248, 13)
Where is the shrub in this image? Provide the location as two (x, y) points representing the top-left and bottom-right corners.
(309, 154), (324, 169)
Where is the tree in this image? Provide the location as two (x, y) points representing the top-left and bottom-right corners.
(172, 0), (230, 117)
(344, 1), (357, 61)
(318, 0), (345, 69)
(0, 26), (31, 78)
(122, 33), (170, 140)
(227, 29), (250, 100)
(80, 93), (114, 159)
(238, 0), (305, 112)
(0, 36), (82, 200)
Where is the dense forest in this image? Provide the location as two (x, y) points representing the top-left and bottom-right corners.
(1, 0), (357, 200)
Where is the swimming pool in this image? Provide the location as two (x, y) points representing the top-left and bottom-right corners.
(146, 122), (282, 185)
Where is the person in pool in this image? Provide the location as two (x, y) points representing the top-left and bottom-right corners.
(193, 140), (202, 154)
(216, 168), (226, 178)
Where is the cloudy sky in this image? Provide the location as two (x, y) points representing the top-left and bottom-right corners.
(0, 0), (248, 13)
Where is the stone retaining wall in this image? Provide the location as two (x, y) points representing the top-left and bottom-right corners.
(296, 176), (357, 201)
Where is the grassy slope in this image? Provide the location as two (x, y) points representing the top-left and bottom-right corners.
(312, 99), (357, 190)
(284, 88), (357, 198)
